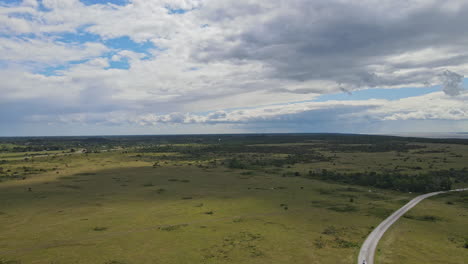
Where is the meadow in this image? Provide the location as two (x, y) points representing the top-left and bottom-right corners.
(0, 134), (467, 263)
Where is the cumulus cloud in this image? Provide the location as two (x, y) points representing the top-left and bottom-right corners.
(31, 92), (468, 126)
(0, 37), (108, 66)
(366, 92), (468, 121)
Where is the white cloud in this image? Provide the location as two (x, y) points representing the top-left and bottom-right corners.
(370, 92), (468, 120)
(0, 37), (108, 65)
(24, 92), (467, 127)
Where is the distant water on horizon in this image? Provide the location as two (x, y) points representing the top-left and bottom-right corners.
(383, 132), (468, 139)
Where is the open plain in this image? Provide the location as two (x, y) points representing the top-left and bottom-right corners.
(0, 134), (467, 264)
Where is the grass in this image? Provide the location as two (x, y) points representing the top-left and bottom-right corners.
(0, 162), (409, 263)
(0, 137), (467, 263)
(377, 191), (468, 264)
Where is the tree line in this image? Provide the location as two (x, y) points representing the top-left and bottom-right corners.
(305, 169), (455, 193)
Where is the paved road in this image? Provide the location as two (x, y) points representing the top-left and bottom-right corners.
(358, 188), (468, 264)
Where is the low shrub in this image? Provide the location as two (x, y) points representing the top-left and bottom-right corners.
(404, 214), (441, 222)
(93, 227), (108, 231)
(327, 205), (358, 213)
(159, 224), (187, 231)
(58, 184), (81, 189)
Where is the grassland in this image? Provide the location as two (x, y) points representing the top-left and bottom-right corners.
(377, 191), (468, 264)
(0, 134), (467, 263)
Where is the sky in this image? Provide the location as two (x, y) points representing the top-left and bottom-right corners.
(0, 0), (467, 136)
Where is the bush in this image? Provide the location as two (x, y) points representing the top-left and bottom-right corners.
(404, 214), (441, 222)
(105, 261), (127, 264)
(227, 159), (248, 169)
(233, 217), (243, 223)
(327, 205), (358, 213)
(307, 169), (453, 192)
(314, 237), (325, 249)
(159, 224), (187, 231)
(322, 226), (338, 235)
(93, 227), (108, 231)
(367, 207), (393, 218)
(318, 188), (332, 195)
(58, 184), (81, 189)
(333, 237), (359, 248)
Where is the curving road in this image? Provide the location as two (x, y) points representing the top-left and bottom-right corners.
(358, 188), (468, 264)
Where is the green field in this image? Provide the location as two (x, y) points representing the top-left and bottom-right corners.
(0, 134), (467, 263)
(378, 191), (468, 264)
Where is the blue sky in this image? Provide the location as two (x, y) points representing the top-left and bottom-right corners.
(38, 30), (155, 74)
(0, 0), (467, 136)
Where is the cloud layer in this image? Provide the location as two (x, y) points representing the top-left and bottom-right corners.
(0, 0), (467, 135)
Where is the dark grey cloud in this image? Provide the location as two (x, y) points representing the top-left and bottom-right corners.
(440, 70), (465, 96)
(195, 0), (468, 91)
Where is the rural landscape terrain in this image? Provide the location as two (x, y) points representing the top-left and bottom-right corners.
(0, 134), (467, 264)
(2, 0), (468, 263)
